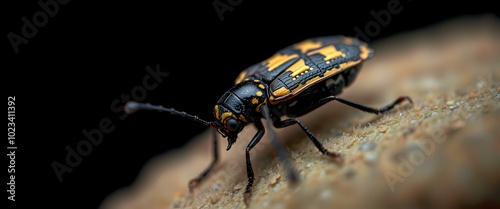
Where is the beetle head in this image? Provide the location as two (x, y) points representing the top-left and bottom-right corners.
(212, 103), (245, 151)
(212, 80), (268, 151)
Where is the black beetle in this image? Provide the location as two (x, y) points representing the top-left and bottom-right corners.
(125, 35), (412, 204)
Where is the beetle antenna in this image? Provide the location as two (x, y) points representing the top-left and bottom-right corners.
(125, 101), (212, 127)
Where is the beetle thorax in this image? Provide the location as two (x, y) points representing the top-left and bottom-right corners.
(214, 79), (268, 128)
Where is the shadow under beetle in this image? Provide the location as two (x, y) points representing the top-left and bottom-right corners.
(125, 36), (412, 204)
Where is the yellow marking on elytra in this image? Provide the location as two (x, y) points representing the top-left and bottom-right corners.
(291, 65), (310, 77)
(256, 91), (263, 97)
(343, 37), (354, 44)
(294, 40), (322, 53)
(359, 45), (371, 60)
(214, 105), (219, 119)
(265, 54), (299, 72)
(271, 59), (362, 104)
(289, 100), (298, 107)
(286, 59), (310, 78)
(258, 84), (265, 89)
(252, 98), (259, 104)
(235, 71), (247, 84)
(273, 86), (291, 97)
(308, 45), (344, 61)
(254, 79), (260, 83)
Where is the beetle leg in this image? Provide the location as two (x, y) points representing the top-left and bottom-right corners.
(326, 96), (413, 114)
(262, 105), (299, 183)
(243, 122), (265, 205)
(188, 129), (219, 192)
(277, 95), (412, 160)
(273, 118), (343, 163)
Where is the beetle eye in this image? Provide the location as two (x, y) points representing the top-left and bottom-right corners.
(226, 118), (240, 132)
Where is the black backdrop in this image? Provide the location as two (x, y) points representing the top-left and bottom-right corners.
(4, 0), (497, 208)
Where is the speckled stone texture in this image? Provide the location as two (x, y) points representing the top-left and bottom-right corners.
(101, 15), (500, 209)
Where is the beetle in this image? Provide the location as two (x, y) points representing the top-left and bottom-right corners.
(124, 35), (412, 204)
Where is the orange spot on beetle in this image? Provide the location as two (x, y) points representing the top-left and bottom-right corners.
(294, 40), (322, 53)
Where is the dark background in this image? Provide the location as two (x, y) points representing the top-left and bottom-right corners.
(4, 0), (497, 208)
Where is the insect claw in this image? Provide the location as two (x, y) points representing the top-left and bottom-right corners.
(188, 178), (201, 193)
(326, 152), (344, 165)
(243, 188), (252, 206)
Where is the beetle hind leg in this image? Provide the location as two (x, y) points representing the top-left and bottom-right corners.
(325, 96), (413, 115)
(278, 95), (412, 163)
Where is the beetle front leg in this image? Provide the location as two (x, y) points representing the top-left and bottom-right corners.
(243, 123), (265, 205)
(188, 129), (219, 192)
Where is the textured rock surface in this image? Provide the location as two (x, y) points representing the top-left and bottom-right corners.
(101, 15), (500, 209)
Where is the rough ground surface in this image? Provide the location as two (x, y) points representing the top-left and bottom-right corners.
(101, 15), (500, 209)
